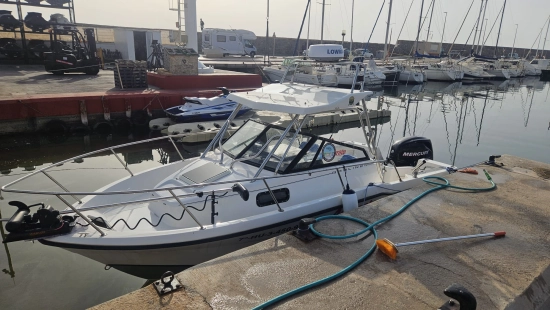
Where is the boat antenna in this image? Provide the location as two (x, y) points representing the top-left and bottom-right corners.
(493, 0), (507, 58)
(293, 0), (312, 56)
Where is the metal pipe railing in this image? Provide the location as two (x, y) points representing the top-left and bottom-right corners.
(1, 134), (188, 192)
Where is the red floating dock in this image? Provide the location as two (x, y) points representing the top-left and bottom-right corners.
(0, 70), (262, 134)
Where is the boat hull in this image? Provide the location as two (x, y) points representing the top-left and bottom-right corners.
(399, 70), (424, 84)
(41, 206), (342, 279)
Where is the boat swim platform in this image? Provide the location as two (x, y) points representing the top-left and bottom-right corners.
(0, 66), (261, 134)
(91, 155), (550, 310)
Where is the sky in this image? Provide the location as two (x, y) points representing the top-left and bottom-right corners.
(1, 0), (549, 50)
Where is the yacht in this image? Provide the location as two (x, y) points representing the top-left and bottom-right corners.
(2, 73), (456, 279)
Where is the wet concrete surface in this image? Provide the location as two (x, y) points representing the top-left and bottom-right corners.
(93, 155), (550, 309)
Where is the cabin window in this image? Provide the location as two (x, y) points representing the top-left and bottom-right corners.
(256, 188), (290, 207)
(223, 121), (267, 157)
(532, 60), (538, 64)
(217, 35), (226, 42)
(229, 36), (236, 41)
(204, 34), (210, 42)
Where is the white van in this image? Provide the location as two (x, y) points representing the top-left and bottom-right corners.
(202, 28), (257, 58)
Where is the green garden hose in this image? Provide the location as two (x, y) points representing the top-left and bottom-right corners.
(252, 170), (496, 309)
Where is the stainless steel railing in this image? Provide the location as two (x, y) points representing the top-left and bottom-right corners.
(0, 153), (386, 236)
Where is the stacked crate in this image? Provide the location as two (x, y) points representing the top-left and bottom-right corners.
(114, 60), (148, 89)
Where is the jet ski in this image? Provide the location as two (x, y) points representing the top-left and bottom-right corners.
(164, 87), (251, 123)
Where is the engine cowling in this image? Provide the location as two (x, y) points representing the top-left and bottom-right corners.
(387, 136), (433, 167)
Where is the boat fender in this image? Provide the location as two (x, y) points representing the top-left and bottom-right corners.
(213, 123), (221, 129)
(43, 119), (68, 134)
(183, 129), (192, 133)
(341, 184), (358, 212)
(93, 121), (113, 135)
(197, 124), (205, 131)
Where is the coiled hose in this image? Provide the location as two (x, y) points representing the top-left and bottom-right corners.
(252, 170), (496, 310)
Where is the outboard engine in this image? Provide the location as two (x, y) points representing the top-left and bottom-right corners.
(387, 136), (433, 167)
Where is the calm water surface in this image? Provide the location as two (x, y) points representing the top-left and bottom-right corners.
(0, 77), (549, 309)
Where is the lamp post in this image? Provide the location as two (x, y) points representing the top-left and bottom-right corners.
(341, 29), (346, 46)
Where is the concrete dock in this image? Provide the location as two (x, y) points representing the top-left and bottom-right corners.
(92, 155), (550, 310)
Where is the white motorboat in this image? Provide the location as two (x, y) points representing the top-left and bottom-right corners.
(1, 79), (455, 279)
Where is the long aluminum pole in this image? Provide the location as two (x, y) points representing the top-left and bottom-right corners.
(350, 0), (355, 50)
(414, 0), (425, 63)
(476, 0), (488, 54)
(321, 0), (326, 43)
(394, 231), (506, 247)
(266, 0), (269, 63)
(471, 0), (484, 55)
(383, 0), (393, 60)
(439, 12), (447, 56)
(425, 0), (435, 43)
(494, 0), (506, 58)
(543, 16), (550, 58)
(511, 24), (518, 58)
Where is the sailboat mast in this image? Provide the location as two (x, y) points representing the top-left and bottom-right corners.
(543, 16), (550, 58)
(414, 0), (426, 63)
(384, 0), (393, 59)
(471, 0), (484, 55)
(350, 0), (355, 50)
(476, 0), (488, 54)
(321, 0), (326, 44)
(494, 0), (506, 58)
(425, 0), (435, 43)
(306, 0), (311, 49)
(439, 12), (447, 57)
(511, 24), (518, 57)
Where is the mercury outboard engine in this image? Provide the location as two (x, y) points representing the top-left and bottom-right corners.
(387, 136), (433, 167)
(0, 10), (23, 31)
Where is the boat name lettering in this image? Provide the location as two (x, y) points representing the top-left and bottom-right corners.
(326, 49), (343, 55)
(402, 151), (430, 157)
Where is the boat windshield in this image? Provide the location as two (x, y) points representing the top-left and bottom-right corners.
(222, 120), (369, 174)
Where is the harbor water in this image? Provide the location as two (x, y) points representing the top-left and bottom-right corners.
(1, 77), (549, 309)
